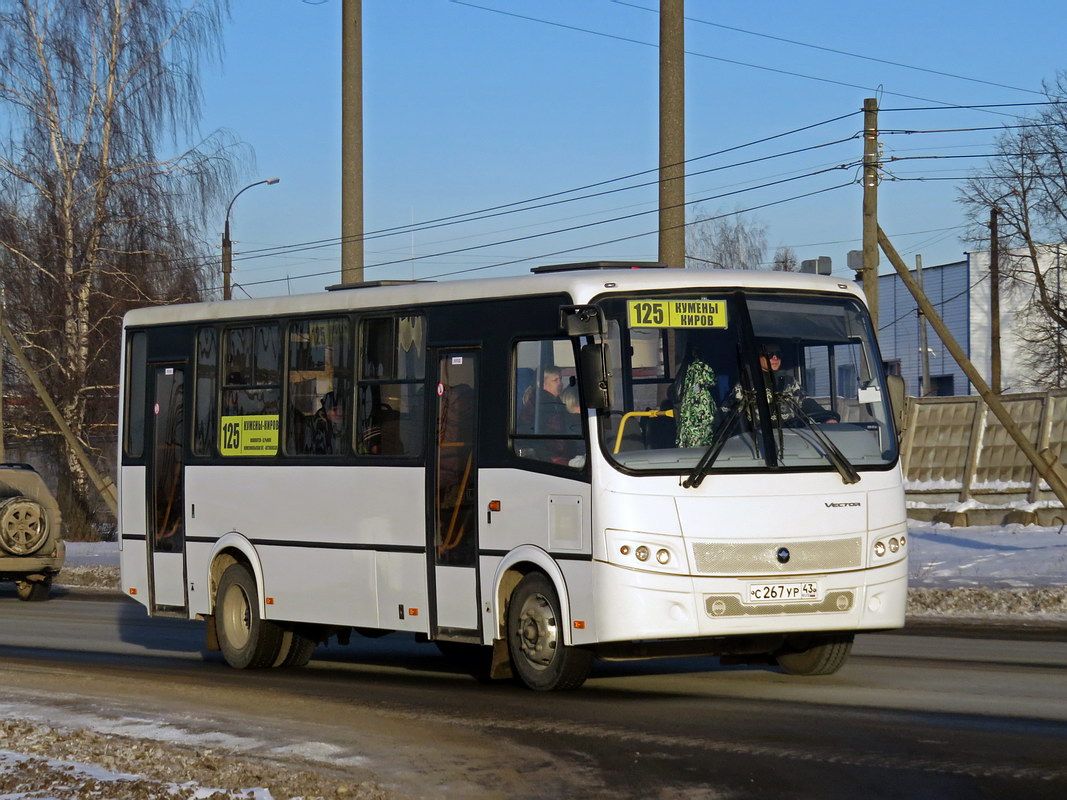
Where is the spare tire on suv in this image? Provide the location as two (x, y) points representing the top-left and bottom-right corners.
(0, 464), (64, 601)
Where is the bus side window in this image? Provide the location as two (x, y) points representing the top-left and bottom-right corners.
(511, 339), (585, 468)
(286, 318), (352, 456)
(123, 331), (147, 458)
(192, 327), (217, 456)
(219, 324), (282, 456)
(357, 315), (425, 456)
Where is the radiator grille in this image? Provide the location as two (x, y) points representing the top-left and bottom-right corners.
(691, 537), (862, 575)
(704, 591), (855, 617)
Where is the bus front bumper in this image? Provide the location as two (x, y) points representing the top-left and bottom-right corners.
(592, 557), (907, 644)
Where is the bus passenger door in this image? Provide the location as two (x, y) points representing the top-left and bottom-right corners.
(147, 364), (187, 612)
(428, 349), (481, 640)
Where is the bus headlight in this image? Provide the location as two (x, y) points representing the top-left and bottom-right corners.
(872, 532), (906, 563)
(605, 530), (685, 574)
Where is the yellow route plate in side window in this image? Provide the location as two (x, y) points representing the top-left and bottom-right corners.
(627, 299), (728, 329)
(219, 414), (280, 456)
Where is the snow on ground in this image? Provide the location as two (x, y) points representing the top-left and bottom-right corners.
(907, 521), (1067, 588)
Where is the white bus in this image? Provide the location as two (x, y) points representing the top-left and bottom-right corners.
(118, 263), (908, 690)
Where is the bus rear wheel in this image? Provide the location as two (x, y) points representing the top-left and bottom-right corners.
(215, 563), (283, 669)
(507, 572), (592, 691)
(775, 632), (854, 675)
(275, 627), (317, 668)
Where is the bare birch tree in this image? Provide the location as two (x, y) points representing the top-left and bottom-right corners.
(685, 208), (768, 270)
(772, 246), (798, 272)
(961, 72), (1067, 388)
(0, 0), (247, 535)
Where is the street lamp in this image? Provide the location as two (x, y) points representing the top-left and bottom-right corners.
(223, 178), (280, 300)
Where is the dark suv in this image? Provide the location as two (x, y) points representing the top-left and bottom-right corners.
(0, 463), (64, 601)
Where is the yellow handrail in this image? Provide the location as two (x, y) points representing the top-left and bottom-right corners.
(614, 409), (674, 454)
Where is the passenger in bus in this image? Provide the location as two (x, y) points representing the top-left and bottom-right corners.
(731, 342), (838, 425)
(671, 336), (720, 448)
(311, 391), (344, 454)
(518, 365), (571, 463)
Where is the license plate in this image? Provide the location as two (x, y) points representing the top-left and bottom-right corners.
(747, 581), (819, 603)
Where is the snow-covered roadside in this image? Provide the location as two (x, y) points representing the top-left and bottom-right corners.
(0, 716), (390, 800)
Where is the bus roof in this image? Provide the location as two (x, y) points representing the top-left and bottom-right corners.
(122, 268), (865, 327)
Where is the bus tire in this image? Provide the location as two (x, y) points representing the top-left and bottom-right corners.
(275, 627), (316, 668)
(507, 572), (593, 691)
(216, 563), (283, 669)
(775, 632), (854, 676)
(15, 577), (51, 602)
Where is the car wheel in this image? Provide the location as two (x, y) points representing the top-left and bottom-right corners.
(15, 577), (51, 602)
(0, 497), (48, 556)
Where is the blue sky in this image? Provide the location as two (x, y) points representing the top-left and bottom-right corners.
(198, 0), (1067, 297)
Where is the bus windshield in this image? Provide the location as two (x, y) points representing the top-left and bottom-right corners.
(595, 291), (898, 476)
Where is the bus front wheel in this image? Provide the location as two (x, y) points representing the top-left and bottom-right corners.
(507, 572), (593, 691)
(775, 632), (854, 675)
(215, 563), (283, 669)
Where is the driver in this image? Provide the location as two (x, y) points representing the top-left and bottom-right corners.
(732, 341), (838, 425)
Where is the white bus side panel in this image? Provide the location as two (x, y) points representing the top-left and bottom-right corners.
(119, 465), (149, 601)
(184, 465), (425, 548)
(376, 552), (429, 633)
(477, 469), (591, 554)
(477, 469), (595, 645)
(183, 464), (426, 629)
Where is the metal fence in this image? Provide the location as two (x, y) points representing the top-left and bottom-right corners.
(901, 390), (1067, 526)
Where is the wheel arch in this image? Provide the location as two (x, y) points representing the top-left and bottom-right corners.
(490, 545), (574, 646)
(207, 532), (266, 617)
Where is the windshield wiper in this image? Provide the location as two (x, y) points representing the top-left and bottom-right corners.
(681, 400), (745, 489)
(780, 396), (861, 485)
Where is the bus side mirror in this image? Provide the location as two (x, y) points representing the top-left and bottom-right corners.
(886, 374), (906, 434)
(580, 343), (612, 410)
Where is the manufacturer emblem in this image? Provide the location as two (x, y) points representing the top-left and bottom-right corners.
(776, 547), (791, 564)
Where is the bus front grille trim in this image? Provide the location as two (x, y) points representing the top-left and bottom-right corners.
(691, 537), (863, 575)
(704, 591), (855, 617)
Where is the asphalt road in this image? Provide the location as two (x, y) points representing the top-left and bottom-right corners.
(1, 585), (1066, 798)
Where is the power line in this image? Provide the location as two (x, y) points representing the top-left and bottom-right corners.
(233, 116), (861, 259)
(231, 163), (860, 275)
(610, 0), (1044, 97)
(449, 0), (991, 110)
(881, 122), (1062, 135)
(231, 134), (859, 266)
(221, 178), (856, 291)
(423, 182), (856, 280)
(881, 101), (1067, 112)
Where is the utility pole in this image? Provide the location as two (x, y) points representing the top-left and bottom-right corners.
(862, 98), (880, 327)
(989, 205), (1002, 393)
(916, 254), (931, 396)
(341, 0), (365, 285)
(659, 0), (685, 268)
(222, 223), (233, 301)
